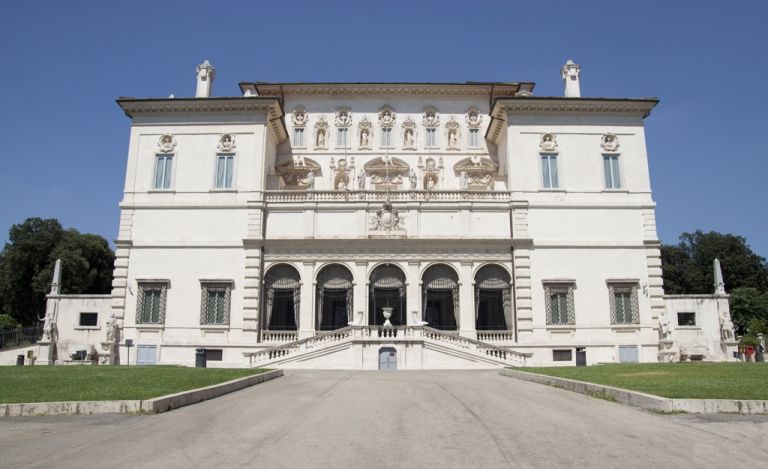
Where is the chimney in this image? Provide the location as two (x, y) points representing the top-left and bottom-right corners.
(195, 60), (215, 98)
(561, 59), (581, 98)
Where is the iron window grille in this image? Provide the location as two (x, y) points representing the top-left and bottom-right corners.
(136, 282), (167, 324)
(544, 282), (575, 325)
(553, 349), (573, 361)
(200, 282), (231, 325)
(608, 282), (640, 324)
(78, 312), (98, 327)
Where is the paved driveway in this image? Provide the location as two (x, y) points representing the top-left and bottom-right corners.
(1, 370), (767, 468)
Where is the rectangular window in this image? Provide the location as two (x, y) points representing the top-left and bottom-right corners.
(200, 282), (231, 325)
(603, 155), (621, 189)
(136, 282), (167, 324)
(677, 312), (696, 326)
(154, 155), (173, 189)
(426, 128), (437, 147)
(215, 154), (234, 189)
(337, 128), (348, 148)
(608, 282), (640, 325)
(541, 154), (559, 189)
(78, 312), (98, 327)
(544, 282), (575, 325)
(205, 349), (223, 361)
(553, 349), (573, 362)
(381, 127), (392, 147)
(293, 128), (305, 147)
(468, 128), (480, 147)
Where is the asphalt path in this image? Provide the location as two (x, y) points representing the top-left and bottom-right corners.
(1, 370), (767, 468)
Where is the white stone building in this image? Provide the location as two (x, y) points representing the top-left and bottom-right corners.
(35, 60), (738, 369)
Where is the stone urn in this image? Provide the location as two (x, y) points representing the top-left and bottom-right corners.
(382, 307), (393, 327)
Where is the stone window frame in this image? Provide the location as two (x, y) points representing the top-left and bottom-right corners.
(136, 281), (168, 325)
(543, 280), (576, 326)
(200, 280), (233, 326)
(607, 281), (640, 325)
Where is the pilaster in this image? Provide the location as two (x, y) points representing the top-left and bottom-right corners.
(353, 261), (368, 325)
(298, 261), (315, 338)
(459, 261), (476, 339)
(406, 261), (421, 325)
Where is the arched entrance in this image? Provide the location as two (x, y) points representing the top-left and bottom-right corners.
(474, 265), (512, 330)
(369, 264), (406, 326)
(264, 264), (301, 331)
(316, 264), (353, 331)
(422, 264), (459, 330)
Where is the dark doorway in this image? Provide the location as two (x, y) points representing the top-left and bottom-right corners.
(424, 288), (457, 330)
(269, 289), (297, 331)
(476, 289), (507, 330)
(318, 289), (348, 330)
(576, 347), (587, 366)
(370, 288), (405, 326)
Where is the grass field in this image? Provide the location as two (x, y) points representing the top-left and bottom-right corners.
(518, 363), (768, 400)
(0, 366), (269, 403)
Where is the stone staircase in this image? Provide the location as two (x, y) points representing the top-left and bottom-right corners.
(243, 325), (531, 369)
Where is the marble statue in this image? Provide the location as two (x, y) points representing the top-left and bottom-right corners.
(360, 129), (369, 148)
(658, 311), (670, 340)
(449, 130), (458, 148)
(316, 129), (326, 147)
(405, 129), (414, 148)
(409, 168), (417, 189)
(306, 171), (315, 189)
(459, 171), (468, 189)
(357, 169), (366, 189)
(292, 154), (305, 167)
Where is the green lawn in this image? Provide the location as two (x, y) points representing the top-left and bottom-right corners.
(517, 363), (768, 400)
(0, 366), (269, 403)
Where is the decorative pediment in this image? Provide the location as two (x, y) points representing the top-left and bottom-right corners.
(378, 105), (396, 127)
(157, 134), (176, 153)
(217, 134), (236, 152)
(402, 117), (417, 150)
(275, 156), (321, 189)
(539, 133), (557, 152)
(454, 156), (498, 191)
(601, 133), (620, 152)
(291, 106), (308, 127)
(446, 116), (461, 150)
(335, 107), (352, 127)
(314, 117), (329, 150)
(358, 117), (373, 150)
(364, 156), (409, 189)
(423, 106), (439, 127)
(466, 107), (482, 128)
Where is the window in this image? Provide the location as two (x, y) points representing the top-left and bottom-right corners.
(541, 154), (559, 189)
(200, 282), (231, 325)
(544, 282), (575, 325)
(603, 155), (621, 189)
(677, 312), (696, 326)
(136, 282), (167, 324)
(154, 155), (173, 189)
(78, 312), (98, 327)
(468, 128), (480, 147)
(425, 128), (437, 147)
(337, 128), (349, 148)
(215, 154), (234, 189)
(608, 282), (639, 324)
(553, 349), (573, 362)
(205, 349), (223, 361)
(381, 127), (392, 147)
(293, 128), (305, 147)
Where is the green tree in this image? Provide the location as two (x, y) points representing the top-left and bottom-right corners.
(661, 231), (768, 294)
(0, 217), (115, 326)
(729, 287), (768, 335)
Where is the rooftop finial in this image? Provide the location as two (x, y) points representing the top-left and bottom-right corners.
(561, 59), (581, 98)
(195, 59), (215, 98)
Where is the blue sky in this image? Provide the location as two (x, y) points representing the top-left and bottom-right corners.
(1, 1), (766, 257)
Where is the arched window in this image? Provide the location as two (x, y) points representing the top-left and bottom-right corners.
(264, 264), (301, 331)
(475, 265), (512, 331)
(316, 264), (354, 331)
(369, 264), (406, 326)
(422, 264), (459, 330)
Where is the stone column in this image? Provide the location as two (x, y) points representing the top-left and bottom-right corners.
(298, 261), (315, 339)
(353, 261), (368, 325)
(406, 261), (421, 325)
(459, 262), (476, 339)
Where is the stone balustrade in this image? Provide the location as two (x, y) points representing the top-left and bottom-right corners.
(262, 331), (299, 343)
(476, 330), (516, 343)
(264, 190), (511, 203)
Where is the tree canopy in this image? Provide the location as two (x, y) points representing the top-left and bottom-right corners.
(0, 218), (114, 326)
(661, 230), (768, 336)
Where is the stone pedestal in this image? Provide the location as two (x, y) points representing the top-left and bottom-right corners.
(100, 341), (117, 365)
(36, 340), (56, 366)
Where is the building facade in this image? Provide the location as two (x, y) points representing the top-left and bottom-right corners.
(36, 60), (738, 369)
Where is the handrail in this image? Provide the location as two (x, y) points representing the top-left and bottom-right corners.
(422, 326), (531, 361)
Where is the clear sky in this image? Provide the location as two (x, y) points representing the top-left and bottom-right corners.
(1, 1), (766, 257)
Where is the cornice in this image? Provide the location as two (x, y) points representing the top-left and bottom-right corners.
(243, 82), (535, 98)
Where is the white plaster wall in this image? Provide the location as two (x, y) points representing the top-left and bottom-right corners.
(49, 295), (112, 357)
(664, 296), (729, 360)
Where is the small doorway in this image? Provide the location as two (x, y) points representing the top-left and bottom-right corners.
(575, 347), (587, 367)
(619, 345), (639, 363)
(136, 345), (157, 365)
(378, 347), (397, 370)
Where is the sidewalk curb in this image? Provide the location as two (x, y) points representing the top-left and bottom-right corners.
(499, 368), (768, 414)
(1, 369), (283, 417)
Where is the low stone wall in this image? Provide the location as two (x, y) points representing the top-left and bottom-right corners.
(499, 369), (768, 414)
(1, 369), (283, 417)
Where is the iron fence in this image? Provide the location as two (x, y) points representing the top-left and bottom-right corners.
(0, 325), (43, 350)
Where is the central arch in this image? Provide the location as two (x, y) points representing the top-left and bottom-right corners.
(316, 264), (354, 331)
(474, 264), (512, 331)
(369, 264), (406, 326)
(264, 264), (301, 331)
(422, 264), (459, 330)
